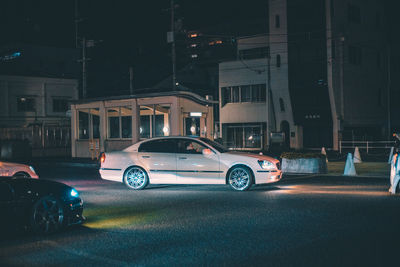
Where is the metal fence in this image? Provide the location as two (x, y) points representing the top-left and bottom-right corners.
(0, 125), (71, 157)
(339, 140), (395, 154)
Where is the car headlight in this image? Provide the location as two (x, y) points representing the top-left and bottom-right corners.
(258, 160), (276, 170)
(70, 188), (79, 198)
(29, 166), (36, 174)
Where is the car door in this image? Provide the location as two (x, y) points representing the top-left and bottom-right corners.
(0, 181), (15, 229)
(137, 139), (177, 184)
(175, 139), (222, 184)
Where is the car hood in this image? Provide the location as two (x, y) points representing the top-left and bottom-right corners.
(223, 152), (280, 163)
(10, 178), (73, 196)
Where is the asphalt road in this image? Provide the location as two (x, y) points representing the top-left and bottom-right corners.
(1, 166), (400, 267)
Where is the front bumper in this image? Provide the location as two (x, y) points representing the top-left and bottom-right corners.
(64, 198), (85, 226)
(255, 170), (282, 184)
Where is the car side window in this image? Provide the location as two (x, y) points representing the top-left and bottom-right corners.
(0, 182), (13, 202)
(177, 140), (207, 154)
(138, 139), (177, 153)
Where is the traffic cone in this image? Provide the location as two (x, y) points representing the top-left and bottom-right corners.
(388, 147), (394, 164)
(344, 153), (357, 176)
(353, 147), (362, 163)
(321, 147), (328, 162)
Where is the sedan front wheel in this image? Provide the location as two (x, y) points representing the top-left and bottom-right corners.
(123, 166), (149, 190)
(228, 166), (253, 191)
(30, 196), (64, 234)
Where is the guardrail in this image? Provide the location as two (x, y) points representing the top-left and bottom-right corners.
(339, 141), (395, 154)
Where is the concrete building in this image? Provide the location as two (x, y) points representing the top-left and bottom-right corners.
(0, 75), (78, 157)
(71, 91), (215, 158)
(219, 0), (389, 151)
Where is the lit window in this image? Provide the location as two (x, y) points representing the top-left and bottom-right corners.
(189, 33), (198, 38)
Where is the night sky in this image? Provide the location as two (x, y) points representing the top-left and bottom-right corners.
(0, 0), (397, 97)
(0, 0), (268, 96)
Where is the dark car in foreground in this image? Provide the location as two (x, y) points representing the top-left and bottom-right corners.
(0, 176), (84, 235)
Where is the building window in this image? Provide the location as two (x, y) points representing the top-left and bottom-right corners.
(53, 98), (69, 113)
(17, 97), (35, 112)
(223, 123), (263, 150)
(275, 15), (280, 28)
(78, 108), (100, 140)
(232, 86), (240, 103)
(78, 110), (89, 139)
(241, 85), (252, 102)
(348, 46), (362, 65)
(251, 84), (266, 102)
(279, 98), (285, 112)
(348, 4), (361, 23)
(276, 54), (281, 67)
(331, 40), (336, 59)
(107, 106), (132, 139)
(221, 84), (266, 106)
(238, 47), (269, 60)
(140, 104), (170, 139)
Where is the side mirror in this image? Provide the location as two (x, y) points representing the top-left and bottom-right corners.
(202, 148), (213, 156)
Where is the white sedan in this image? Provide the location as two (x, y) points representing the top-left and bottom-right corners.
(100, 136), (282, 191)
(0, 161), (39, 178)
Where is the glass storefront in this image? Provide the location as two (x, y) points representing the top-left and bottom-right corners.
(139, 104), (170, 139)
(106, 106), (132, 139)
(78, 108), (100, 140)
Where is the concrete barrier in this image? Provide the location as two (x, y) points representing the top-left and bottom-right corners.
(281, 158), (327, 174)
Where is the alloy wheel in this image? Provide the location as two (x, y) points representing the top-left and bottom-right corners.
(124, 167), (148, 190)
(229, 167), (252, 191)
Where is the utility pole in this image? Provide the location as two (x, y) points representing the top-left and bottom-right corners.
(171, 0), (176, 91)
(266, 53), (271, 150)
(387, 44), (391, 138)
(75, 0), (79, 48)
(129, 66), (134, 95)
(82, 37), (87, 98)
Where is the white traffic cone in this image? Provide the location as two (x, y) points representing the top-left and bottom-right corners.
(353, 147), (362, 163)
(321, 147), (328, 163)
(388, 147), (394, 164)
(344, 153), (357, 176)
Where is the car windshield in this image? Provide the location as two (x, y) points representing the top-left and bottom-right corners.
(199, 138), (230, 153)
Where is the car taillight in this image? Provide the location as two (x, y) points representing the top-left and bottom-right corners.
(100, 153), (106, 163)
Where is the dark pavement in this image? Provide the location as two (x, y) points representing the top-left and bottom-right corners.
(1, 164), (399, 266)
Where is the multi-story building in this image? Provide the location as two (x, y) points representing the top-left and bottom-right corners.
(219, 0), (390, 151)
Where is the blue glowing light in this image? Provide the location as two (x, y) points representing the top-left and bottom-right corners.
(70, 188), (79, 197)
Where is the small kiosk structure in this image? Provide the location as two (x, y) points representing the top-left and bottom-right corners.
(70, 91), (216, 158)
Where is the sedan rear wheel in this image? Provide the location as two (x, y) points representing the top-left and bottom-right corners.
(228, 166), (253, 191)
(31, 196), (64, 234)
(124, 166), (148, 190)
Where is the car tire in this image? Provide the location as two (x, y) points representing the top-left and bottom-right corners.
(30, 196), (64, 234)
(123, 166), (149, 190)
(13, 172), (30, 178)
(228, 166), (253, 191)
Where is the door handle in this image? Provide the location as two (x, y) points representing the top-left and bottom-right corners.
(178, 157), (187, 160)
(142, 156), (150, 158)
